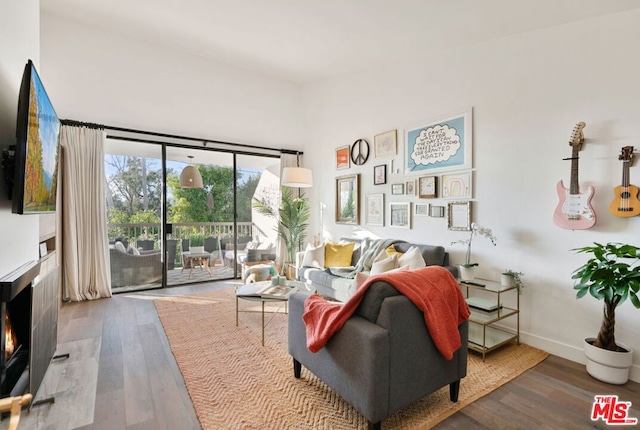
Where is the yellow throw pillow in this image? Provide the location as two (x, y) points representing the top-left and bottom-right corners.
(385, 244), (404, 259)
(324, 241), (356, 267)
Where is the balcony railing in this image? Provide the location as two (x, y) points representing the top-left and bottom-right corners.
(108, 222), (255, 267)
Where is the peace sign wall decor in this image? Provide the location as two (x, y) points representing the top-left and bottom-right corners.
(350, 138), (370, 166)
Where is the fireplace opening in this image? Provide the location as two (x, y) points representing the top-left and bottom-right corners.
(1, 282), (31, 398)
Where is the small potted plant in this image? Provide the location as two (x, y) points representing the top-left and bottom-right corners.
(189, 233), (205, 254)
(501, 269), (524, 293)
(572, 242), (640, 384)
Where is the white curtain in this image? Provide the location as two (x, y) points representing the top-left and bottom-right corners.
(59, 125), (111, 301)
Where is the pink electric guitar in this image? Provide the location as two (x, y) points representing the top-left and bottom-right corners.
(553, 122), (596, 229)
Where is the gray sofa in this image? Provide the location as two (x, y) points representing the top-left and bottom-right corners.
(288, 280), (468, 429)
(296, 239), (458, 302)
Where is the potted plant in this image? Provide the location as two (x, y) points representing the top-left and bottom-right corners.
(501, 269), (524, 293)
(189, 233), (205, 254)
(572, 242), (640, 384)
(451, 222), (496, 280)
(253, 188), (310, 279)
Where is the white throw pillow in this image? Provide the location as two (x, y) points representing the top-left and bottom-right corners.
(370, 254), (398, 275)
(302, 242), (325, 269)
(114, 241), (127, 254)
(398, 246), (426, 270)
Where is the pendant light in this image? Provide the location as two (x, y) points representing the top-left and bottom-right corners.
(179, 155), (204, 188)
(281, 153), (313, 188)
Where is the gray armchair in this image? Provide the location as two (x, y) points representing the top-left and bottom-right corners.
(288, 281), (468, 430)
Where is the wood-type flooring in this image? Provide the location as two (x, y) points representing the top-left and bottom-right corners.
(17, 281), (640, 429)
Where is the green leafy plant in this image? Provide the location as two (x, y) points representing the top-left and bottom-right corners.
(572, 242), (640, 351)
(253, 188), (310, 265)
(189, 233), (204, 247)
(501, 269), (524, 293)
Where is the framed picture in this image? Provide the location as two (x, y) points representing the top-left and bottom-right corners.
(405, 179), (416, 196)
(365, 193), (384, 226)
(404, 108), (472, 174)
(390, 202), (411, 228)
(414, 203), (430, 216)
(374, 164), (387, 185)
(441, 170), (472, 199)
(447, 201), (472, 231)
(39, 242), (48, 258)
(336, 174), (360, 224)
(418, 176), (438, 198)
(374, 129), (397, 159)
(336, 146), (350, 170)
(391, 183), (404, 195)
(429, 205), (445, 218)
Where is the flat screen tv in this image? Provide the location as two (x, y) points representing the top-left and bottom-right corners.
(12, 59), (60, 214)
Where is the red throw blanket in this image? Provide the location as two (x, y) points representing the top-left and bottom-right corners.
(302, 266), (470, 360)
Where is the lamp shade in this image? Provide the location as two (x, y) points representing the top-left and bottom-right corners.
(179, 165), (204, 188)
(281, 167), (313, 188)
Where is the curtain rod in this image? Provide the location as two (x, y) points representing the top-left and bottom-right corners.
(61, 119), (303, 156)
(106, 135), (281, 159)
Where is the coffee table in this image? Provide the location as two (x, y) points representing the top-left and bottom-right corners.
(235, 280), (309, 345)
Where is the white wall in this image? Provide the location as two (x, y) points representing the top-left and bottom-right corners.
(40, 14), (302, 149)
(301, 10), (640, 381)
(0, 0), (42, 276)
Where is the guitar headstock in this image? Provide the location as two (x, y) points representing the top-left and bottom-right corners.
(619, 146), (635, 163)
(569, 121), (586, 148)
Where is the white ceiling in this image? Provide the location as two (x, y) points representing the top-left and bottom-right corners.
(41, 0), (640, 84)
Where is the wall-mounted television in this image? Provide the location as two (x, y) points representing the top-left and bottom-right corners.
(12, 59), (60, 214)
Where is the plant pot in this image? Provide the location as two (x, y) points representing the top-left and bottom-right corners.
(190, 246), (204, 254)
(285, 264), (297, 281)
(501, 274), (514, 287)
(583, 338), (633, 385)
(459, 265), (476, 281)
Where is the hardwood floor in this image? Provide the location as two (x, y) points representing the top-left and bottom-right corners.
(18, 281), (640, 429)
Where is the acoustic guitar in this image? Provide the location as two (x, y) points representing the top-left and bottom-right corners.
(609, 146), (640, 217)
(553, 122), (596, 230)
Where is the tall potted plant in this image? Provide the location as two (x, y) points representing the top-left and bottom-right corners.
(253, 188), (310, 278)
(572, 242), (640, 384)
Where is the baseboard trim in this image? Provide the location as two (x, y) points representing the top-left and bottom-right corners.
(518, 331), (640, 383)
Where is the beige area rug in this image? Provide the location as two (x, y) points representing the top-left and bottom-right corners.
(154, 288), (549, 430)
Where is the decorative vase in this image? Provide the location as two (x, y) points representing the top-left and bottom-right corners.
(501, 274), (514, 287)
(190, 246), (204, 254)
(583, 338), (633, 385)
(459, 265), (476, 281)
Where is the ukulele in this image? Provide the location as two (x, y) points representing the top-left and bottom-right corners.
(553, 122), (596, 229)
(609, 146), (640, 217)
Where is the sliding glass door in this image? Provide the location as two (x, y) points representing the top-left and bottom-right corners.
(104, 140), (164, 293)
(165, 147), (235, 286)
(105, 138), (281, 291)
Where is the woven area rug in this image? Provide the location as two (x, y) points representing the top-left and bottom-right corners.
(154, 288), (549, 429)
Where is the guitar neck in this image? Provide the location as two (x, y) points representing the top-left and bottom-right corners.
(569, 146), (581, 194)
(622, 160), (631, 187)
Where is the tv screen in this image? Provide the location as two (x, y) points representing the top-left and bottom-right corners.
(12, 59), (60, 214)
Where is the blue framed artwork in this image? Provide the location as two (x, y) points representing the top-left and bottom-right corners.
(404, 109), (472, 174)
